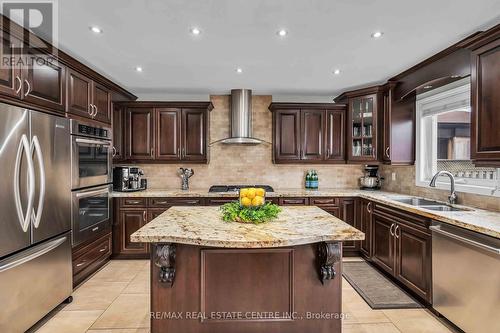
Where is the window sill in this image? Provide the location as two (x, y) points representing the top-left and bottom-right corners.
(415, 179), (500, 197)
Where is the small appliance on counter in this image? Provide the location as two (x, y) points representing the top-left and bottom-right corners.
(113, 166), (147, 192)
(359, 165), (382, 190)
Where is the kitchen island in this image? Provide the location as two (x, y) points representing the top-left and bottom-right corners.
(131, 206), (364, 333)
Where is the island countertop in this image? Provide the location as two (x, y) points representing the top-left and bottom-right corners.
(130, 206), (364, 248)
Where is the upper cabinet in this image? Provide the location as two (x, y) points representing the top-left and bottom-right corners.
(67, 69), (111, 123)
(112, 103), (124, 161)
(269, 103), (346, 164)
(118, 102), (213, 163)
(468, 28), (500, 166)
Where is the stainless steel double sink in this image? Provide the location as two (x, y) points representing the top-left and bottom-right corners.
(389, 197), (472, 212)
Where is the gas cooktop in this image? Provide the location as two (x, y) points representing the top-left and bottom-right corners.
(208, 185), (274, 193)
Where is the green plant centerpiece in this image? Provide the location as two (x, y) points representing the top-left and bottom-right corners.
(220, 201), (282, 224)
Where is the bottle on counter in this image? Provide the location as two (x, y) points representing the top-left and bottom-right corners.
(311, 170), (318, 189)
(305, 170), (311, 189)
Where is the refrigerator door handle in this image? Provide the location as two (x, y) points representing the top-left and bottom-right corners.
(14, 134), (35, 233)
(31, 135), (46, 228)
(0, 236), (67, 273)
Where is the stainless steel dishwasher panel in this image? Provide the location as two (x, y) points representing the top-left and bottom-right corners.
(431, 222), (500, 333)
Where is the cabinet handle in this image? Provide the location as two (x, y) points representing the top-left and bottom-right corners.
(390, 223), (395, 236)
(112, 146), (117, 157)
(385, 146), (390, 158)
(366, 202), (372, 213)
(155, 201), (168, 204)
(182, 148), (185, 158)
(88, 104), (93, 116)
(151, 148), (154, 156)
(99, 247), (107, 252)
(15, 76), (22, 94)
(93, 104), (98, 117)
(76, 261), (86, 267)
(143, 211), (147, 222)
(395, 225), (400, 238)
(24, 79), (31, 96)
(326, 148), (330, 158)
(128, 200), (141, 204)
(177, 148), (180, 158)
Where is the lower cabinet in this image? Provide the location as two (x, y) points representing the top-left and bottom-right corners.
(359, 199), (372, 258)
(372, 204), (432, 303)
(117, 209), (150, 257)
(72, 232), (112, 287)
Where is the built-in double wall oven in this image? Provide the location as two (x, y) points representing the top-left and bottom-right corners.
(71, 120), (112, 246)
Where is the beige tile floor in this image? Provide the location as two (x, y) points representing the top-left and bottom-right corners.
(32, 259), (456, 333)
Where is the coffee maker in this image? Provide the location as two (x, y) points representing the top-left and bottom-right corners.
(359, 165), (382, 190)
(113, 166), (147, 192)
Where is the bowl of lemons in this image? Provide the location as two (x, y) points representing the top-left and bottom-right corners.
(239, 187), (266, 208)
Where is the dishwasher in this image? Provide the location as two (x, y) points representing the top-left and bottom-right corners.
(430, 222), (500, 333)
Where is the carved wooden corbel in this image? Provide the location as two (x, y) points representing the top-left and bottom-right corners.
(317, 242), (341, 284)
(154, 243), (176, 287)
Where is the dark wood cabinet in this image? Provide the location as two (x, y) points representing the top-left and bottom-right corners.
(371, 212), (396, 275)
(92, 81), (111, 123)
(125, 107), (155, 160)
(72, 231), (112, 287)
(470, 33), (500, 166)
(0, 34), (22, 98)
(118, 102), (212, 163)
(325, 110), (345, 161)
(341, 198), (359, 253)
(119, 209), (149, 254)
(112, 104), (124, 161)
(156, 108), (181, 160)
(347, 94), (378, 162)
(182, 108), (207, 162)
(359, 200), (372, 258)
(269, 103), (346, 164)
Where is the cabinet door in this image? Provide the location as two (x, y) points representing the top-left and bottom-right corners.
(274, 110), (301, 162)
(112, 104), (124, 161)
(347, 94), (378, 162)
(325, 109), (345, 161)
(119, 209), (148, 254)
(471, 38), (500, 166)
(22, 51), (66, 111)
(181, 108), (207, 162)
(156, 108), (181, 161)
(395, 222), (432, 301)
(66, 69), (92, 118)
(92, 82), (111, 123)
(341, 198), (359, 251)
(301, 109), (324, 161)
(382, 90), (391, 163)
(125, 108), (155, 160)
(371, 213), (395, 275)
(0, 34), (22, 98)
(359, 200), (372, 258)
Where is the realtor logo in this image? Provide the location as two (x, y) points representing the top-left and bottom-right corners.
(1, 0), (58, 52)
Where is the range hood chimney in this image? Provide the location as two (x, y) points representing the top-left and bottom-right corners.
(220, 89), (263, 144)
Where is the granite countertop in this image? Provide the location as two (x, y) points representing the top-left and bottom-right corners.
(116, 188), (500, 239)
(130, 206), (365, 248)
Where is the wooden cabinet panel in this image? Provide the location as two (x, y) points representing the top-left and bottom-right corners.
(274, 110), (301, 162)
(301, 110), (324, 161)
(0, 34), (21, 98)
(119, 209), (148, 254)
(325, 110), (345, 161)
(93, 81), (111, 123)
(341, 198), (359, 252)
(347, 94), (378, 163)
(471, 38), (500, 166)
(279, 197), (309, 205)
(359, 200), (372, 258)
(156, 108), (181, 160)
(120, 197), (147, 207)
(72, 232), (111, 287)
(67, 69), (92, 117)
(112, 104), (124, 161)
(181, 108), (207, 161)
(22, 51), (66, 111)
(126, 108), (155, 160)
(395, 223), (432, 302)
(371, 213), (395, 275)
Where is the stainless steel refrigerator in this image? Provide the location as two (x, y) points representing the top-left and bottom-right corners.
(0, 104), (72, 333)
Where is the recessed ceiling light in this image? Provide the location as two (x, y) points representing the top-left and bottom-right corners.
(190, 27), (201, 35)
(371, 31), (383, 38)
(89, 26), (103, 34)
(135, 66), (143, 72)
(236, 67), (243, 73)
(277, 29), (288, 37)
(333, 69), (341, 75)
(423, 85), (433, 89)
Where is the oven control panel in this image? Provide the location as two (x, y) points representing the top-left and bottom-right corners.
(71, 119), (111, 140)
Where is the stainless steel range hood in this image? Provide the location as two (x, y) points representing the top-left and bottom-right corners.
(220, 89), (263, 144)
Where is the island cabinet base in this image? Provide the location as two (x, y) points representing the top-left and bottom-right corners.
(150, 242), (344, 333)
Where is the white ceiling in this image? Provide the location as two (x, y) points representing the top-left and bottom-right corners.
(56, 0), (500, 100)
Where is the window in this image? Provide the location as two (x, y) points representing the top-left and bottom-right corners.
(415, 78), (500, 196)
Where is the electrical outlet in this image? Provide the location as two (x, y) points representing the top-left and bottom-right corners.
(391, 172), (397, 181)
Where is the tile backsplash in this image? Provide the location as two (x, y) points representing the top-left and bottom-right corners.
(135, 95), (364, 190)
(380, 165), (500, 212)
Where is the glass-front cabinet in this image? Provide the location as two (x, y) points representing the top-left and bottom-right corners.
(348, 94), (378, 162)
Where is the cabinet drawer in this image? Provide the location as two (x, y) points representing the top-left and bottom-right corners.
(279, 197), (309, 205)
(310, 197), (340, 206)
(72, 233), (111, 275)
(120, 197), (147, 208)
(149, 197), (203, 207)
(206, 197), (236, 206)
